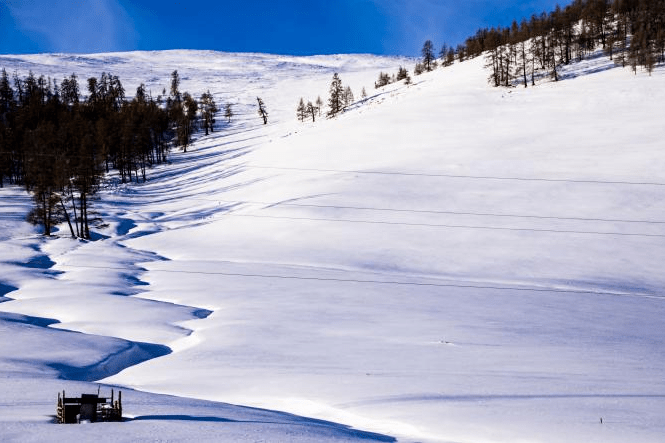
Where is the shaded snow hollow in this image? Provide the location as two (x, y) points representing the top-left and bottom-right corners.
(1, 49), (665, 442)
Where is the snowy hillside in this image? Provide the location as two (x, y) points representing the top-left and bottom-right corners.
(1, 49), (665, 443)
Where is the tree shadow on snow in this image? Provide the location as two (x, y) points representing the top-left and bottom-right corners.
(129, 414), (237, 423)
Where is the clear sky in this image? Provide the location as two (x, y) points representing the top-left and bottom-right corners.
(1, 0), (565, 56)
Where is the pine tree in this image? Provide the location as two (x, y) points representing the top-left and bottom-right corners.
(170, 70), (181, 102)
(306, 101), (316, 122)
(199, 91), (218, 135)
(257, 97), (268, 124)
(327, 73), (344, 117)
(422, 40), (436, 71)
(315, 96), (323, 117)
(60, 74), (80, 106)
(224, 103), (233, 123)
(297, 97), (306, 122)
(396, 66), (409, 81)
(343, 86), (354, 108)
(375, 72), (391, 88)
(439, 43), (449, 64)
(0, 69), (13, 115)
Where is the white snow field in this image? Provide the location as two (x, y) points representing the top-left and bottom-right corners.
(1, 50), (664, 442)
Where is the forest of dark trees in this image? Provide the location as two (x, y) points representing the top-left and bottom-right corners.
(450, 0), (664, 86)
(0, 69), (217, 238)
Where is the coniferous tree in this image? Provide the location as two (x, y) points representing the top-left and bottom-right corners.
(439, 43), (449, 65)
(375, 72), (391, 88)
(421, 40), (436, 71)
(315, 96), (323, 117)
(257, 97), (268, 124)
(396, 66), (409, 81)
(306, 101), (316, 122)
(170, 70), (181, 102)
(327, 73), (344, 117)
(343, 86), (354, 108)
(445, 47), (456, 66)
(199, 91), (217, 135)
(224, 103), (234, 123)
(297, 97), (306, 122)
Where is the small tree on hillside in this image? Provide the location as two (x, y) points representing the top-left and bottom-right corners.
(327, 73), (344, 117)
(306, 101), (316, 122)
(297, 97), (306, 122)
(199, 90), (217, 135)
(396, 66), (409, 81)
(170, 70), (181, 103)
(375, 72), (391, 88)
(439, 43), (449, 64)
(315, 96), (323, 116)
(422, 40), (436, 71)
(224, 103), (233, 123)
(257, 97), (268, 124)
(343, 86), (354, 108)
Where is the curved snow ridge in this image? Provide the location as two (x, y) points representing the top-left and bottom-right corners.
(47, 339), (171, 382)
(0, 284), (18, 303)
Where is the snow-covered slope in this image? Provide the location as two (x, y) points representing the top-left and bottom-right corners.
(1, 50), (664, 442)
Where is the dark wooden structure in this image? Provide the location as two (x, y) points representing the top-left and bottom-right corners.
(56, 389), (122, 424)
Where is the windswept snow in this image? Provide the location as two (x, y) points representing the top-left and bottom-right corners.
(1, 50), (665, 442)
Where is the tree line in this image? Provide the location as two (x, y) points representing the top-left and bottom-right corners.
(409, 0), (663, 87)
(450, 0), (664, 86)
(479, 0), (664, 86)
(0, 68), (224, 238)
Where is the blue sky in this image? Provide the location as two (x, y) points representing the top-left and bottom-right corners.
(1, 0), (564, 56)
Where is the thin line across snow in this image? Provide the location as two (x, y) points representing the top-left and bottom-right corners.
(225, 213), (665, 238)
(218, 200), (665, 225)
(55, 263), (664, 300)
(247, 165), (665, 187)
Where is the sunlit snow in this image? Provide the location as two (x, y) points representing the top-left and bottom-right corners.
(1, 49), (664, 442)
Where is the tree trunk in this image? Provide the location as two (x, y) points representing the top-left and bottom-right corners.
(59, 196), (76, 238)
(42, 192), (51, 236)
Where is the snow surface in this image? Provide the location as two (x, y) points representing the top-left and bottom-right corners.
(1, 50), (665, 442)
